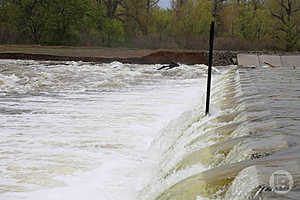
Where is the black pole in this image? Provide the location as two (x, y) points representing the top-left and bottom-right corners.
(205, 20), (215, 116)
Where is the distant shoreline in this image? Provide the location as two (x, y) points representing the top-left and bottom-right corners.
(0, 51), (209, 65)
(0, 45), (240, 66)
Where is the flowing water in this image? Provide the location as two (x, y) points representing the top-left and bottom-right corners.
(1, 59), (299, 200)
(142, 65), (300, 200)
(0, 60), (222, 200)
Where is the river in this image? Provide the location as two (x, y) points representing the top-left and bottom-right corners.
(0, 60), (221, 200)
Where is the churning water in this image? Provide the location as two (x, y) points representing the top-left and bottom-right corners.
(3, 59), (299, 200)
(0, 60), (221, 200)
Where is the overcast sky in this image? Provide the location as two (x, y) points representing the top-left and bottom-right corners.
(158, 0), (171, 8)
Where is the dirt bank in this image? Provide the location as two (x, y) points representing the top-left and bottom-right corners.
(0, 46), (237, 65)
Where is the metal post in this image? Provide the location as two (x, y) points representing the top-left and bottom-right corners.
(205, 21), (215, 115)
(205, 0), (217, 116)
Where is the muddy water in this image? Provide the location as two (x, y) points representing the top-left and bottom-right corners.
(1, 59), (299, 200)
(0, 59), (222, 200)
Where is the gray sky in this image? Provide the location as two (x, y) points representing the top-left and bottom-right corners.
(158, 0), (171, 9)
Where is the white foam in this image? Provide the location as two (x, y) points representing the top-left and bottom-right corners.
(0, 60), (214, 200)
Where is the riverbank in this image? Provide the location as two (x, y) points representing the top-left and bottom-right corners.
(0, 45), (237, 65)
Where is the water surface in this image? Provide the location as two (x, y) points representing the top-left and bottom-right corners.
(0, 60), (216, 200)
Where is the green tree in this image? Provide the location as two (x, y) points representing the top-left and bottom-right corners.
(101, 0), (122, 18)
(152, 8), (172, 40)
(44, 0), (89, 45)
(101, 18), (124, 46)
(1, 0), (90, 45)
(84, 0), (125, 46)
(234, 1), (272, 41)
(173, 0), (212, 37)
(267, 0), (300, 50)
(9, 0), (50, 44)
(0, 0), (14, 43)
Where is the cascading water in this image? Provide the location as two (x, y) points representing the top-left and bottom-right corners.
(1, 59), (299, 200)
(143, 65), (300, 200)
(0, 59), (222, 200)
(140, 68), (242, 200)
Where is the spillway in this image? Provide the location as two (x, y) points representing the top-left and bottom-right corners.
(141, 64), (300, 200)
(0, 59), (299, 200)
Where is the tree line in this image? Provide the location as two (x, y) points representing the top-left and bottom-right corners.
(0, 0), (300, 51)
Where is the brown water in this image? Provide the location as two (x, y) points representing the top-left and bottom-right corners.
(0, 59), (219, 200)
(1, 59), (300, 200)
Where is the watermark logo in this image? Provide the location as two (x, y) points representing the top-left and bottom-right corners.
(269, 170), (294, 194)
